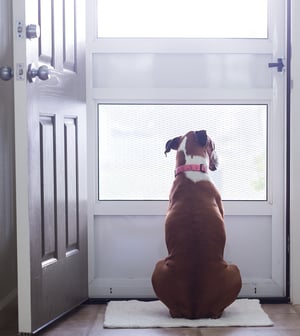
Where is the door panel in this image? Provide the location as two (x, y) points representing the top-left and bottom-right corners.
(63, 0), (76, 71)
(40, 116), (56, 264)
(65, 117), (80, 253)
(13, 0), (87, 333)
(39, 0), (54, 65)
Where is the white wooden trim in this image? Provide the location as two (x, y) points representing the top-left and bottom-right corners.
(90, 38), (273, 54)
(12, 0), (32, 332)
(89, 277), (283, 299)
(290, 0), (300, 305)
(86, 0), (98, 290)
(91, 89), (273, 103)
(94, 201), (273, 216)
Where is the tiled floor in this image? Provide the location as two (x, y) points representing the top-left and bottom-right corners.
(1, 301), (300, 336)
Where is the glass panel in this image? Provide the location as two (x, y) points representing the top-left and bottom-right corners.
(92, 53), (272, 89)
(97, 0), (268, 38)
(98, 104), (267, 201)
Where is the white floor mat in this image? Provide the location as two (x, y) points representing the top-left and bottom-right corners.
(104, 299), (273, 328)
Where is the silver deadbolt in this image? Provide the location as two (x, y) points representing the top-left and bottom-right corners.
(0, 66), (13, 81)
(27, 64), (50, 82)
(26, 24), (40, 39)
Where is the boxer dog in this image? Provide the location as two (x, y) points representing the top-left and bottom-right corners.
(151, 130), (241, 319)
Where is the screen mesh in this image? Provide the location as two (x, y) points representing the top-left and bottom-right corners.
(98, 104), (267, 201)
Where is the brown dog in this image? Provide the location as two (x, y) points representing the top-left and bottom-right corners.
(151, 130), (241, 319)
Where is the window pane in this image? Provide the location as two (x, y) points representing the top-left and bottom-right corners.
(98, 104), (267, 201)
(97, 0), (268, 38)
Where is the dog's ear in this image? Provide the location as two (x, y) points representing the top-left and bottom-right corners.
(195, 130), (208, 146)
(164, 137), (180, 156)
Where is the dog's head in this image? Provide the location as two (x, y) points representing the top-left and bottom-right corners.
(164, 130), (218, 171)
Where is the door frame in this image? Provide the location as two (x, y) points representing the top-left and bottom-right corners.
(12, 0), (32, 330)
(87, 0), (289, 300)
(290, 0), (300, 305)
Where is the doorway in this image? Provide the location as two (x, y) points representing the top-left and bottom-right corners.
(87, 0), (288, 299)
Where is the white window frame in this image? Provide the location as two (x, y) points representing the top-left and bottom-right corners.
(86, 0), (287, 218)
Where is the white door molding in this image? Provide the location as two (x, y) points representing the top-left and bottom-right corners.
(290, 0), (300, 305)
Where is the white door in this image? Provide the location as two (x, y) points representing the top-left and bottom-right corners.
(13, 0), (88, 333)
(88, 0), (288, 300)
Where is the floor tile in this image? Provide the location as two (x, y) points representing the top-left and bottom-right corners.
(2, 302), (300, 336)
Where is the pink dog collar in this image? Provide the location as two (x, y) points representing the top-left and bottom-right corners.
(175, 164), (208, 176)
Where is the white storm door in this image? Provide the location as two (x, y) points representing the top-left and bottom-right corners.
(88, 0), (288, 300)
(13, 0), (88, 333)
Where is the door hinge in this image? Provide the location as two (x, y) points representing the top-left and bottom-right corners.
(16, 21), (24, 39)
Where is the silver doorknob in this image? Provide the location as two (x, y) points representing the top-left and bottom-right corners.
(27, 64), (50, 82)
(26, 24), (40, 39)
(0, 66), (13, 81)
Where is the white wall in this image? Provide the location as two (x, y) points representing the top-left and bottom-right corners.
(0, 0), (17, 309)
(290, 0), (300, 304)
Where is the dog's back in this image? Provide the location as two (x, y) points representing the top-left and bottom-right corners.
(166, 176), (225, 263)
(151, 131), (241, 319)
